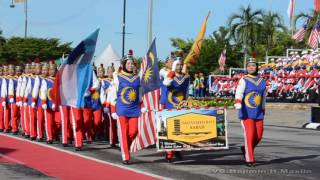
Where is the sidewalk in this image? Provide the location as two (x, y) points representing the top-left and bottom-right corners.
(227, 104), (313, 128)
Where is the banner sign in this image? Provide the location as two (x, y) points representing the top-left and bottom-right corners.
(156, 107), (228, 151)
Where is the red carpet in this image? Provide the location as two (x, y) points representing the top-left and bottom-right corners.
(0, 134), (158, 180)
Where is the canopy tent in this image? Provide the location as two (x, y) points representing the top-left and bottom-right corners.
(94, 44), (121, 70)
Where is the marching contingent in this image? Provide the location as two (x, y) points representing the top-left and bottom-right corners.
(208, 49), (320, 102)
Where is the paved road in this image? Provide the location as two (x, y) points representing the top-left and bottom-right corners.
(1, 109), (320, 180)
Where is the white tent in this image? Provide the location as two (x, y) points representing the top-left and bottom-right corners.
(94, 44), (121, 70)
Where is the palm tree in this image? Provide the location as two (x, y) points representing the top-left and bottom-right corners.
(260, 11), (286, 56)
(294, 9), (320, 42)
(212, 26), (230, 46)
(228, 5), (263, 66)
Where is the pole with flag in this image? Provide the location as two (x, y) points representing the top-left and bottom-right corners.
(308, 24), (319, 49)
(315, 0), (320, 12)
(182, 11), (211, 73)
(287, 0), (295, 36)
(292, 23), (307, 42)
(130, 38), (160, 152)
(51, 29), (100, 109)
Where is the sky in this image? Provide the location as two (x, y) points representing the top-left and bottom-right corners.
(0, 0), (315, 60)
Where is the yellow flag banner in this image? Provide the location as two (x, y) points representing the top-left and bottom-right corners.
(14, 0), (25, 3)
(183, 11), (211, 67)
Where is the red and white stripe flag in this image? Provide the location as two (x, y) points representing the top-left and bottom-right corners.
(219, 49), (226, 72)
(308, 27), (319, 49)
(130, 39), (160, 152)
(287, 0), (295, 22)
(292, 26), (306, 42)
(315, 0), (320, 12)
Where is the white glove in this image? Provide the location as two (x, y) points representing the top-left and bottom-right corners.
(103, 108), (110, 114)
(23, 102), (27, 107)
(2, 102), (6, 107)
(234, 103), (242, 110)
(42, 104), (47, 110)
(31, 102), (36, 108)
(17, 101), (22, 107)
(111, 113), (118, 120)
(52, 104), (56, 110)
(141, 107), (148, 113)
(9, 98), (14, 103)
(84, 91), (91, 97)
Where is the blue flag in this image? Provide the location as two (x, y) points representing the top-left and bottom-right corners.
(53, 29), (100, 108)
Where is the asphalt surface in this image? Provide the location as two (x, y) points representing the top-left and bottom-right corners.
(1, 109), (320, 180)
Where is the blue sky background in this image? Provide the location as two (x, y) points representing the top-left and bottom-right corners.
(0, 0), (315, 60)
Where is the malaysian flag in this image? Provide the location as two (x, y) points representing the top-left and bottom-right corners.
(219, 49), (226, 72)
(130, 39), (160, 152)
(292, 24), (307, 42)
(308, 26), (319, 49)
(287, 0), (295, 22)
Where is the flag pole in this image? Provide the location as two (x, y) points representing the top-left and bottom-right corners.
(24, 0), (28, 39)
(122, 0), (127, 58)
(147, 0), (153, 48)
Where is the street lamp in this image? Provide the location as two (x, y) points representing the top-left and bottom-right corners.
(9, 0), (28, 39)
(10, 0), (15, 8)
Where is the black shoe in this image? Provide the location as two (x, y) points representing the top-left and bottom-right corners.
(240, 146), (246, 160)
(174, 151), (183, 160)
(47, 140), (53, 144)
(0, 129), (3, 132)
(12, 131), (18, 135)
(122, 160), (130, 165)
(75, 147), (82, 151)
(245, 162), (255, 167)
(30, 137), (36, 141)
(166, 157), (173, 163)
(25, 135), (30, 138)
(87, 141), (92, 144)
(37, 138), (44, 142)
(110, 144), (117, 148)
(62, 144), (68, 147)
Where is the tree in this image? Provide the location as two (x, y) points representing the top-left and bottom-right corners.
(228, 5), (263, 53)
(260, 11), (286, 56)
(170, 26), (243, 75)
(0, 30), (5, 46)
(294, 9), (320, 44)
(0, 37), (72, 64)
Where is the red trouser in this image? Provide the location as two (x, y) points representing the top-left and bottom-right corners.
(60, 106), (71, 144)
(23, 105), (30, 135)
(0, 105), (4, 130)
(70, 107), (84, 148)
(105, 113), (117, 144)
(83, 108), (94, 142)
(240, 119), (264, 162)
(3, 104), (11, 131)
(93, 109), (102, 137)
(117, 116), (138, 161)
(36, 107), (44, 139)
(28, 106), (37, 138)
(10, 104), (20, 133)
(54, 111), (61, 136)
(19, 105), (25, 134)
(44, 109), (55, 141)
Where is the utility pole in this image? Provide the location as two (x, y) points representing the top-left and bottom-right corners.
(122, 0), (126, 58)
(24, 0), (28, 38)
(147, 0), (153, 48)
